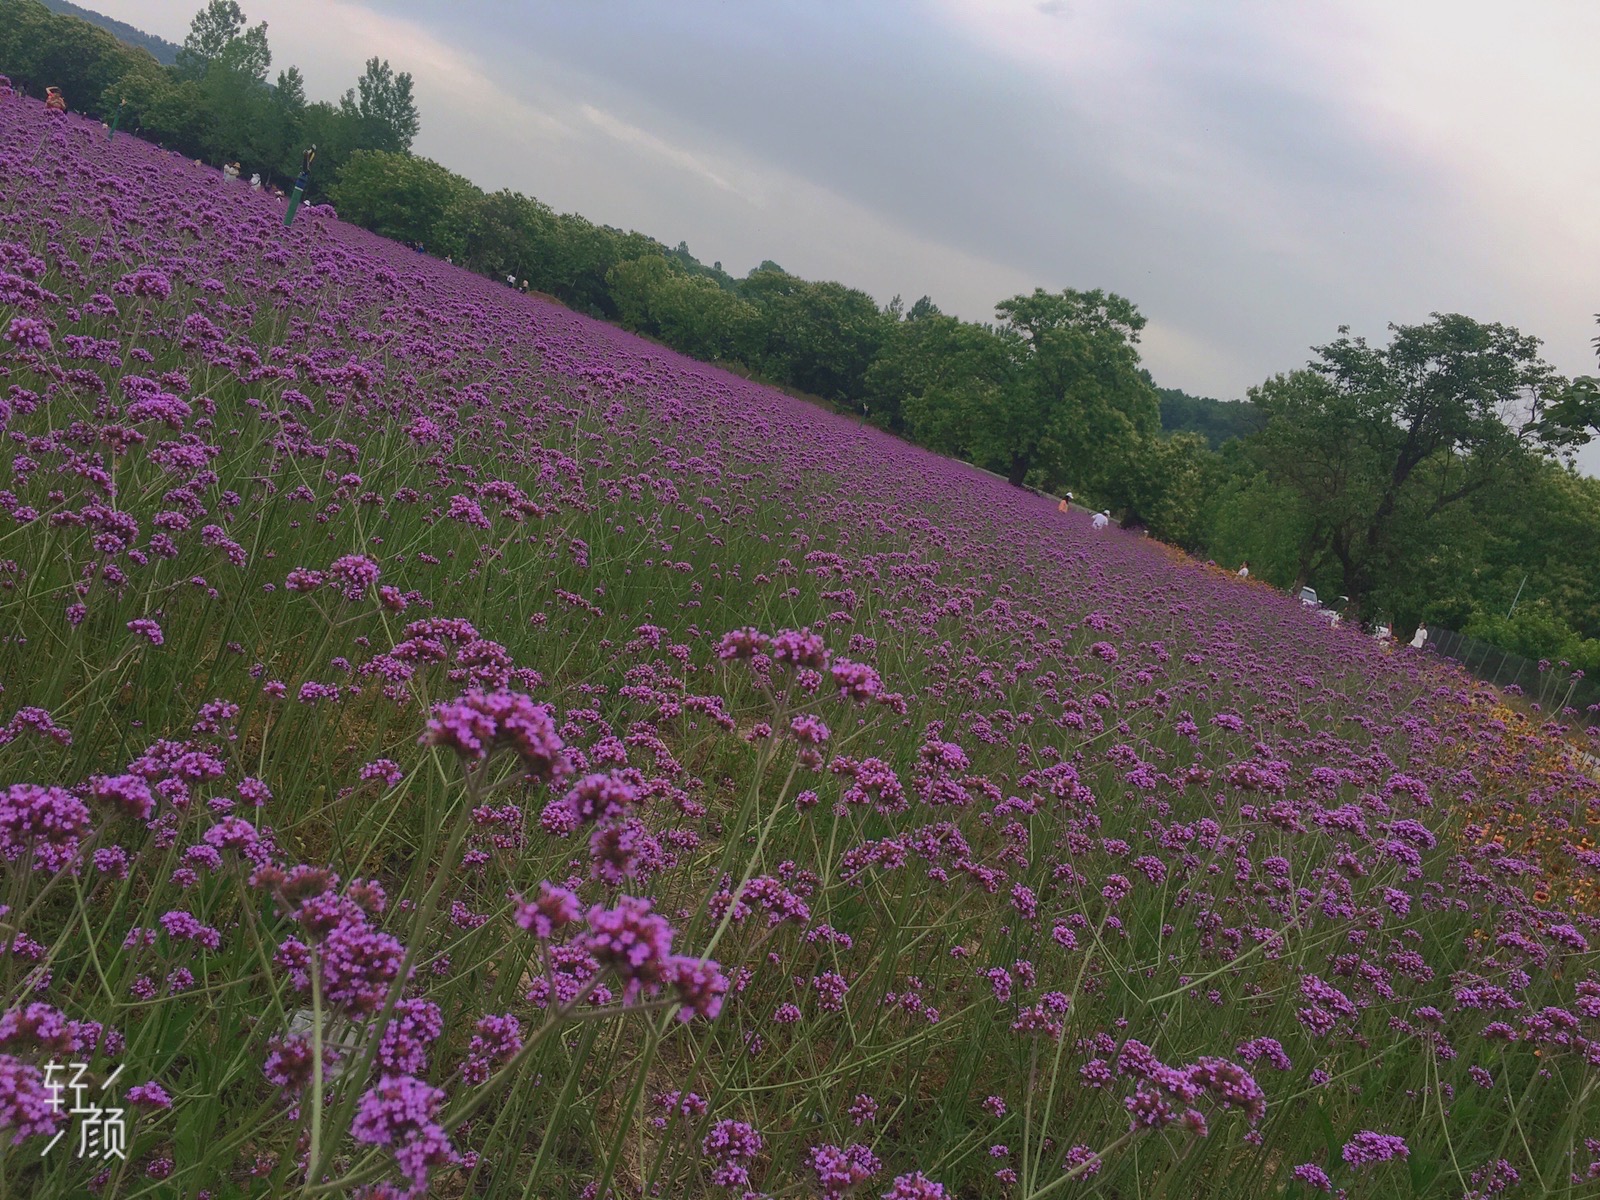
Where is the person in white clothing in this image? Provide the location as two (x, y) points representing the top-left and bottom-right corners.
(1409, 623), (1428, 649)
(1237, 561), (1250, 578)
(1091, 511), (1110, 531)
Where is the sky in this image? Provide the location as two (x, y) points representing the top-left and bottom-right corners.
(95, 0), (1600, 471)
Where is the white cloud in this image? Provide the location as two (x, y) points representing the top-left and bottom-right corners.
(926, 0), (1600, 362)
(579, 104), (740, 196)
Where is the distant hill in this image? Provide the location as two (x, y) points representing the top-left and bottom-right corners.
(1156, 386), (1263, 449)
(36, 0), (178, 64)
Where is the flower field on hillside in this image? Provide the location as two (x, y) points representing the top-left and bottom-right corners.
(3, 100), (1600, 1199)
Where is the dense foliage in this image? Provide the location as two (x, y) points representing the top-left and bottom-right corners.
(0, 0), (417, 193)
(1155, 387), (1264, 450)
(4, 96), (1600, 1200)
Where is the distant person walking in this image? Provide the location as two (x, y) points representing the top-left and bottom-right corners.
(1409, 622), (1428, 650)
(1091, 511), (1110, 531)
(44, 86), (66, 114)
(1058, 492), (1074, 513)
(250, 172), (262, 190)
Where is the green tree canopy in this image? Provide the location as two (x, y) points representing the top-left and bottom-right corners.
(745, 275), (889, 403)
(1249, 314), (1570, 614)
(606, 254), (676, 335)
(986, 287), (1159, 489)
(1, 0), (148, 117)
(330, 151), (478, 247)
(872, 314), (1013, 448)
(1155, 385), (1263, 448)
(177, 0), (268, 83)
(439, 189), (559, 283)
(340, 57), (419, 154)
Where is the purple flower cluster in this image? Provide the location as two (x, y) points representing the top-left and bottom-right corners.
(1341, 1130), (1409, 1167)
(580, 895), (727, 1020)
(421, 689), (568, 780)
(702, 1118), (763, 1189)
(351, 1074), (458, 1197)
(809, 1141), (882, 1198)
(0, 784), (92, 871)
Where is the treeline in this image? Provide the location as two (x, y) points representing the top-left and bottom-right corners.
(0, 0), (418, 193)
(332, 153), (1200, 524)
(7, 1), (1600, 675)
(331, 149), (1600, 672)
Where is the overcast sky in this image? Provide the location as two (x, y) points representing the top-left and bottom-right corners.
(97, 0), (1600, 470)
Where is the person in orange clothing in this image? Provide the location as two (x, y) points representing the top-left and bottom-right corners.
(44, 86), (67, 114)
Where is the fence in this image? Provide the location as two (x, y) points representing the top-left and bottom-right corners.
(1425, 626), (1599, 732)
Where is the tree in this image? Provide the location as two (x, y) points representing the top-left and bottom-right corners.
(1115, 432), (1218, 547)
(544, 216), (658, 317)
(255, 66), (307, 183)
(274, 64), (305, 111)
(198, 51), (275, 167)
(984, 288), (1159, 488)
(109, 57), (207, 151)
(1444, 459), (1600, 643)
(177, 0), (268, 83)
(1249, 314), (1571, 613)
(746, 275), (889, 403)
(331, 151), (478, 246)
(1202, 467), (1328, 591)
(606, 255), (676, 336)
(604, 257), (762, 362)
(1545, 376), (1600, 446)
(1155, 385), (1263, 448)
(1541, 315), (1600, 444)
(438, 189), (558, 284)
(341, 57), (419, 154)
(653, 273), (763, 363)
(1246, 369), (1380, 590)
(871, 313), (1013, 443)
(171, 0), (276, 168)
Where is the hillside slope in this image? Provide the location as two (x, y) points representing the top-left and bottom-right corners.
(2, 100), (1597, 1199)
(35, 0), (180, 64)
